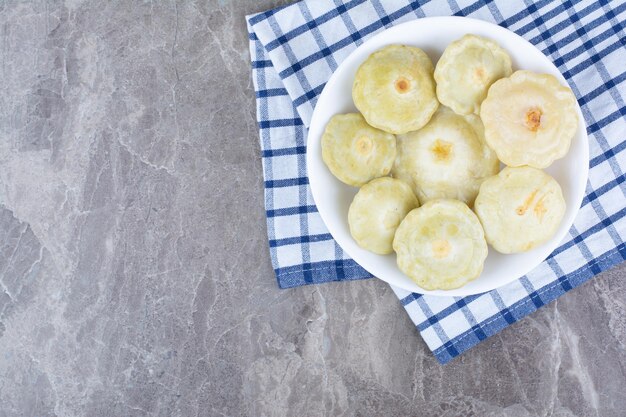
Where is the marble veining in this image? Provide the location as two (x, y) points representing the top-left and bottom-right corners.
(0, 1), (624, 416)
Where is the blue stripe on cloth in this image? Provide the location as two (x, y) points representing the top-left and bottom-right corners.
(262, 146), (307, 157)
(270, 233), (333, 248)
(293, 83), (327, 107)
(251, 59), (273, 68)
(400, 292), (421, 306)
(590, 138), (626, 168)
(264, 177), (309, 188)
(266, 204), (318, 218)
(416, 295), (482, 331)
(258, 118), (303, 128)
(248, 0), (626, 364)
(256, 88), (289, 98)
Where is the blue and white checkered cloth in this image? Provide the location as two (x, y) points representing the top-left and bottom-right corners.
(247, 0), (626, 364)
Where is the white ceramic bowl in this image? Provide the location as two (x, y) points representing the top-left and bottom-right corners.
(307, 17), (588, 296)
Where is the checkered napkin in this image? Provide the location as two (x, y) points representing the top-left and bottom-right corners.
(247, 0), (626, 364)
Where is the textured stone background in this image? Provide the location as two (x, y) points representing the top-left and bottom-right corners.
(0, 1), (625, 416)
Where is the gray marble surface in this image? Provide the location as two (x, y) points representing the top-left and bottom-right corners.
(0, 1), (625, 416)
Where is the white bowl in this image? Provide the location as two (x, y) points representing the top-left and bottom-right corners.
(307, 16), (589, 296)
